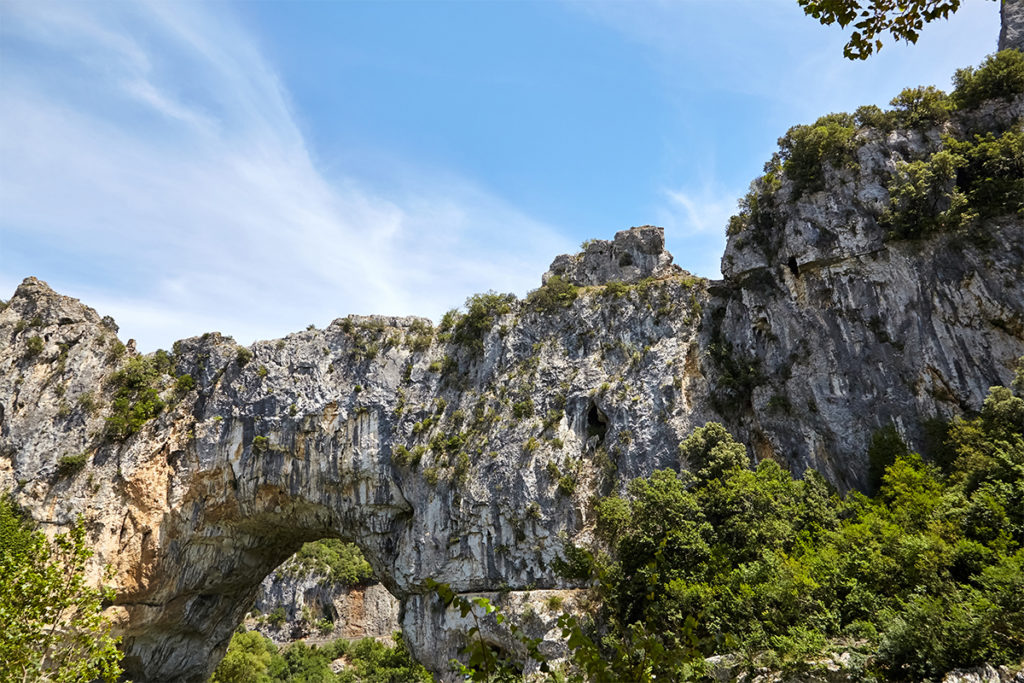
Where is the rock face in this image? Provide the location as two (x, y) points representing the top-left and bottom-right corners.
(543, 225), (679, 286)
(249, 574), (399, 645)
(1002, 0), (1024, 52)
(2, 53), (1023, 683)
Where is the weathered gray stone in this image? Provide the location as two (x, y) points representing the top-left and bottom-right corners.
(1001, 0), (1024, 52)
(249, 573), (399, 645)
(543, 225), (679, 286)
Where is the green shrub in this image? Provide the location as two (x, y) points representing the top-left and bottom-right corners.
(437, 309), (459, 337)
(265, 607), (286, 627)
(55, 453), (88, 477)
(774, 113), (858, 197)
(882, 129), (1023, 238)
(107, 340), (126, 361)
(77, 392), (98, 416)
(944, 129), (1024, 220)
(105, 357), (165, 441)
(952, 49), (1024, 110)
(512, 398), (534, 419)
(726, 172), (780, 240)
(285, 539), (374, 587)
(25, 336), (44, 359)
(854, 104), (896, 130)
(889, 86), (952, 128)
(392, 445), (412, 467)
(603, 280), (630, 298)
(526, 275), (578, 313)
(451, 291), (516, 356)
(880, 149), (967, 238)
(150, 349), (174, 376)
(679, 421), (749, 483)
(174, 374), (195, 395)
(867, 424), (910, 492)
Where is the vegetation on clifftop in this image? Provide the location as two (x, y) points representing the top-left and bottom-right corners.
(281, 539), (375, 588)
(728, 49), (1024, 242)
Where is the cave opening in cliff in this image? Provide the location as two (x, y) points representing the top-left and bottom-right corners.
(787, 255), (800, 277)
(586, 401), (608, 443)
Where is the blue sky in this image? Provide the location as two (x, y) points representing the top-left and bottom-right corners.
(0, 0), (1000, 351)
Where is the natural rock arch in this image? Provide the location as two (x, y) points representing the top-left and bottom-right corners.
(2, 217), (1023, 679)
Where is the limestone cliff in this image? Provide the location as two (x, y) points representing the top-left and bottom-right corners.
(1, 52), (1023, 683)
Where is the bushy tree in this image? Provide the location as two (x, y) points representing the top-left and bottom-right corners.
(773, 113), (858, 197)
(678, 421), (749, 483)
(526, 276), (578, 313)
(0, 497), (123, 682)
(952, 49), (1024, 109)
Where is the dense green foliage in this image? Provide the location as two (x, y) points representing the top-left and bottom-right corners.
(212, 630), (431, 683)
(56, 452), (89, 477)
(887, 85), (952, 128)
(105, 356), (167, 440)
(866, 424), (910, 492)
(771, 112), (859, 197)
(450, 291), (516, 356)
(728, 50), (1023, 242)
(0, 497), (123, 682)
(575, 384), (1024, 680)
(283, 539), (375, 587)
(526, 275), (578, 313)
(952, 49), (1024, 110)
(882, 127), (1023, 238)
(25, 334), (44, 358)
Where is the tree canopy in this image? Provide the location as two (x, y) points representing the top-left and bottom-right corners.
(798, 0), (994, 59)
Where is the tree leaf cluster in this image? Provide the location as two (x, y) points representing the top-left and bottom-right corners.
(797, 0), (972, 60)
(0, 497), (123, 682)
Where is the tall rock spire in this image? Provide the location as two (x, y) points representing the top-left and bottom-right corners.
(1000, 0), (1024, 52)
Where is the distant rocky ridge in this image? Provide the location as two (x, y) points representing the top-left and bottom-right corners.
(2, 19), (1023, 683)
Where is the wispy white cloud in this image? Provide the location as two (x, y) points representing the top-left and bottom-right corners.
(661, 185), (738, 237)
(656, 182), (741, 279)
(0, 0), (572, 351)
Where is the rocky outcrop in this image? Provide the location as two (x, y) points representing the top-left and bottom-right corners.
(249, 575), (399, 645)
(716, 94), (1024, 487)
(543, 225), (679, 286)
